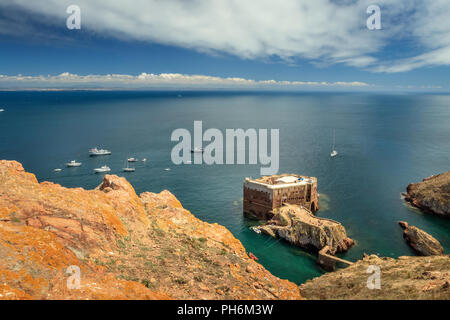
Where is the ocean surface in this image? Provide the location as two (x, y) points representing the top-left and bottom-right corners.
(0, 91), (449, 284)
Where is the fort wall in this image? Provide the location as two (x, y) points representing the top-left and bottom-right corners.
(243, 174), (319, 220)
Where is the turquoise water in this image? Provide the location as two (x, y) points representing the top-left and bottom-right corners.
(0, 91), (449, 284)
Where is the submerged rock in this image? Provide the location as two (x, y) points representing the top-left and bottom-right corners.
(404, 172), (450, 218)
(398, 221), (444, 256)
(255, 204), (354, 254)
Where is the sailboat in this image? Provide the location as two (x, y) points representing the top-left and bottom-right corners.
(330, 130), (338, 157)
(123, 160), (135, 172)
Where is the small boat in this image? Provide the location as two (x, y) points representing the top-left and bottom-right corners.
(141, 158), (147, 162)
(330, 130), (338, 158)
(122, 161), (135, 172)
(191, 147), (204, 153)
(164, 168), (171, 171)
(66, 160), (82, 167)
(89, 148), (112, 156)
(94, 165), (111, 173)
(250, 226), (261, 234)
(127, 157), (138, 162)
(53, 168), (62, 172)
(0, 109), (4, 112)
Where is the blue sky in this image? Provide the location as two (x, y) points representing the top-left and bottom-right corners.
(0, 0), (449, 91)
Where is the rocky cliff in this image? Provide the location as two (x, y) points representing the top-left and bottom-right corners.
(0, 161), (301, 300)
(405, 172), (450, 218)
(398, 221), (444, 256)
(255, 205), (354, 254)
(300, 254), (450, 300)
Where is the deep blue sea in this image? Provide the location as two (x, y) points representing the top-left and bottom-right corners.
(0, 91), (449, 284)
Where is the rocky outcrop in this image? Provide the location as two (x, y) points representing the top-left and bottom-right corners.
(0, 160), (301, 300)
(398, 221), (444, 256)
(255, 205), (354, 254)
(404, 172), (450, 218)
(300, 254), (450, 300)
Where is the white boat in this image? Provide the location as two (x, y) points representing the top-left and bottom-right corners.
(141, 158), (147, 162)
(53, 168), (62, 172)
(89, 147), (112, 156)
(191, 147), (204, 153)
(94, 165), (111, 173)
(123, 160), (135, 172)
(127, 157), (138, 162)
(330, 130), (338, 158)
(66, 160), (82, 167)
(0, 109), (4, 112)
(164, 168), (171, 171)
(250, 226), (261, 234)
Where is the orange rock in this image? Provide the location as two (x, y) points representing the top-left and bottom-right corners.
(0, 160), (302, 300)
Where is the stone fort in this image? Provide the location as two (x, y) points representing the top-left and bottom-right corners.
(243, 174), (319, 220)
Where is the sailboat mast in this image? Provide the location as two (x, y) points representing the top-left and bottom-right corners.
(332, 130), (335, 150)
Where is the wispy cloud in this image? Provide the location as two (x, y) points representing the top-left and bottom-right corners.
(0, 72), (369, 89)
(1, 0), (449, 73)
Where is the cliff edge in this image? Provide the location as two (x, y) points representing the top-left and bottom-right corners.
(0, 161), (301, 300)
(300, 254), (450, 300)
(405, 172), (450, 218)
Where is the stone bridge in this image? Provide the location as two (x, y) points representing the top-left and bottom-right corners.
(317, 246), (354, 271)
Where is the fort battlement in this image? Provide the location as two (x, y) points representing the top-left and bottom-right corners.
(243, 174), (319, 220)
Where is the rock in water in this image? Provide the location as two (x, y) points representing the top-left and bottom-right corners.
(404, 172), (450, 218)
(255, 204), (354, 254)
(398, 221), (444, 256)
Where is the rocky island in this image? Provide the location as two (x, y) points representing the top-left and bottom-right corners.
(245, 174), (354, 270)
(255, 205), (354, 255)
(398, 221), (444, 256)
(404, 172), (450, 218)
(0, 161), (301, 300)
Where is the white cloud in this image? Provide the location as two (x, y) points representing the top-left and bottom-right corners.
(0, 72), (369, 89)
(372, 46), (450, 73)
(371, 0), (450, 73)
(1, 0), (449, 73)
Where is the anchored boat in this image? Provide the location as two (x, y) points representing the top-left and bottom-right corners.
(89, 148), (112, 156)
(66, 160), (82, 167)
(123, 160), (135, 172)
(191, 147), (204, 153)
(330, 130), (338, 158)
(94, 165), (111, 173)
